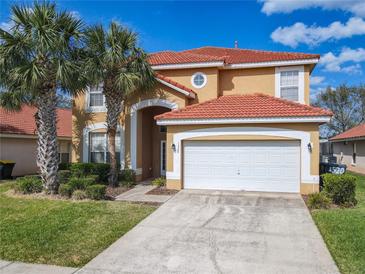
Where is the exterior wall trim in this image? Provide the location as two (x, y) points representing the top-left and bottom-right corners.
(82, 122), (125, 168)
(156, 78), (195, 98)
(151, 61), (224, 70)
(157, 116), (331, 125)
(151, 58), (318, 70)
(130, 99), (178, 170)
(225, 58), (319, 69)
(167, 126), (318, 185)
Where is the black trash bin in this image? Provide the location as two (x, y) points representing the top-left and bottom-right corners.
(0, 161), (16, 180)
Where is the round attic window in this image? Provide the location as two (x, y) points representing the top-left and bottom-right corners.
(191, 72), (207, 89)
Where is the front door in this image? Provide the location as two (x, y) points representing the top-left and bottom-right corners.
(160, 140), (166, 176)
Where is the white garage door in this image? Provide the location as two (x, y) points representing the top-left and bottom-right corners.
(183, 140), (300, 193)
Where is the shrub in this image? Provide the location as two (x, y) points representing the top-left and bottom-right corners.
(68, 176), (97, 191)
(72, 190), (88, 200)
(307, 192), (331, 210)
(119, 169), (135, 183)
(86, 184), (106, 200)
(70, 163), (110, 183)
(92, 163), (110, 183)
(152, 177), (166, 187)
(322, 173), (357, 206)
(57, 170), (72, 184)
(58, 184), (73, 198)
(14, 176), (43, 194)
(58, 162), (71, 170)
(120, 180), (135, 188)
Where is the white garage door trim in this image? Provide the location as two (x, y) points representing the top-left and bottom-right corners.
(183, 140), (300, 192)
(166, 126), (318, 185)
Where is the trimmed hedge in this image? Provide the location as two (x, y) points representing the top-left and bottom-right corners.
(58, 184), (73, 198)
(119, 169), (135, 182)
(86, 184), (106, 200)
(307, 192), (331, 209)
(57, 170), (72, 184)
(70, 163), (110, 183)
(58, 162), (71, 170)
(72, 190), (88, 200)
(14, 176), (43, 194)
(322, 173), (357, 206)
(68, 176), (97, 192)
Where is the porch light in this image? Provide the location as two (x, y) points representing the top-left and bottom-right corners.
(171, 143), (176, 152)
(307, 142), (313, 152)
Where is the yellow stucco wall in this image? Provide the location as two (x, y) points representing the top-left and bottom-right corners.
(72, 82), (188, 164)
(219, 67), (275, 96)
(158, 68), (219, 103)
(165, 123), (320, 194)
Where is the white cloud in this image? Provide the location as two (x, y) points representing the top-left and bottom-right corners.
(320, 47), (365, 74)
(311, 76), (325, 85)
(271, 17), (365, 47)
(70, 11), (80, 19)
(259, 0), (365, 17)
(0, 21), (14, 32)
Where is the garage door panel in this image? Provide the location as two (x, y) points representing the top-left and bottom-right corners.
(183, 140), (300, 193)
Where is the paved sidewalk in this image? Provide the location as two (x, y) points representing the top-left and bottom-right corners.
(0, 260), (78, 274)
(115, 183), (173, 203)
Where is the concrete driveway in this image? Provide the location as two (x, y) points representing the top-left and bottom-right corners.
(78, 190), (339, 274)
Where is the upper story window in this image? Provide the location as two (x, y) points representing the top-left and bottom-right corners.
(280, 71), (299, 101)
(191, 72), (207, 89)
(86, 85), (106, 112)
(275, 66), (305, 104)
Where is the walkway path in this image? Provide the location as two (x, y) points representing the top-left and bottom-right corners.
(115, 183), (173, 203)
(0, 260), (78, 274)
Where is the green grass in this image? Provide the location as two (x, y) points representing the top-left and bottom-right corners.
(311, 172), (365, 274)
(0, 181), (156, 267)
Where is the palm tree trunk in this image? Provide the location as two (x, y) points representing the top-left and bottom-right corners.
(36, 88), (59, 193)
(105, 87), (123, 187)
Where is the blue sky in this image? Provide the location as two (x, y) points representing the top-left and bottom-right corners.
(1, 0), (365, 99)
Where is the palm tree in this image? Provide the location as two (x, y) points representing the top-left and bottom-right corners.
(84, 22), (155, 187)
(0, 2), (86, 193)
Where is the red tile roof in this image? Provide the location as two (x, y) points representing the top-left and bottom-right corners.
(0, 105), (72, 138)
(155, 94), (332, 120)
(155, 73), (196, 98)
(330, 124), (365, 141)
(149, 46), (319, 66)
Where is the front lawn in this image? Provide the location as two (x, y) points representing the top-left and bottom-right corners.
(0, 181), (156, 267)
(311, 172), (365, 274)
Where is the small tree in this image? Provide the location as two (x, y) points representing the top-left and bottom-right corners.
(84, 22), (155, 187)
(0, 2), (86, 193)
(313, 84), (365, 138)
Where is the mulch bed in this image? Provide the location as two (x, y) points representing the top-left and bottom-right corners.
(105, 186), (131, 200)
(146, 187), (179, 196)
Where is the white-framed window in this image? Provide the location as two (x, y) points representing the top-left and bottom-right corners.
(89, 132), (121, 164)
(191, 72), (207, 89)
(275, 66), (304, 103)
(86, 85), (106, 112)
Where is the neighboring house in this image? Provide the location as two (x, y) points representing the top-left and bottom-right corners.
(330, 124), (365, 174)
(0, 105), (72, 176)
(72, 46), (332, 194)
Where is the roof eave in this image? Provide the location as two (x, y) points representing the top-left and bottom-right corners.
(156, 78), (195, 99)
(156, 116), (331, 126)
(330, 136), (365, 142)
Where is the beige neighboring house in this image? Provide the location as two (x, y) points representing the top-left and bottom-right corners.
(330, 124), (365, 174)
(72, 46), (332, 194)
(0, 105), (72, 176)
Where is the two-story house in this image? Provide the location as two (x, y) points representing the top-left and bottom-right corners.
(72, 46), (332, 194)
